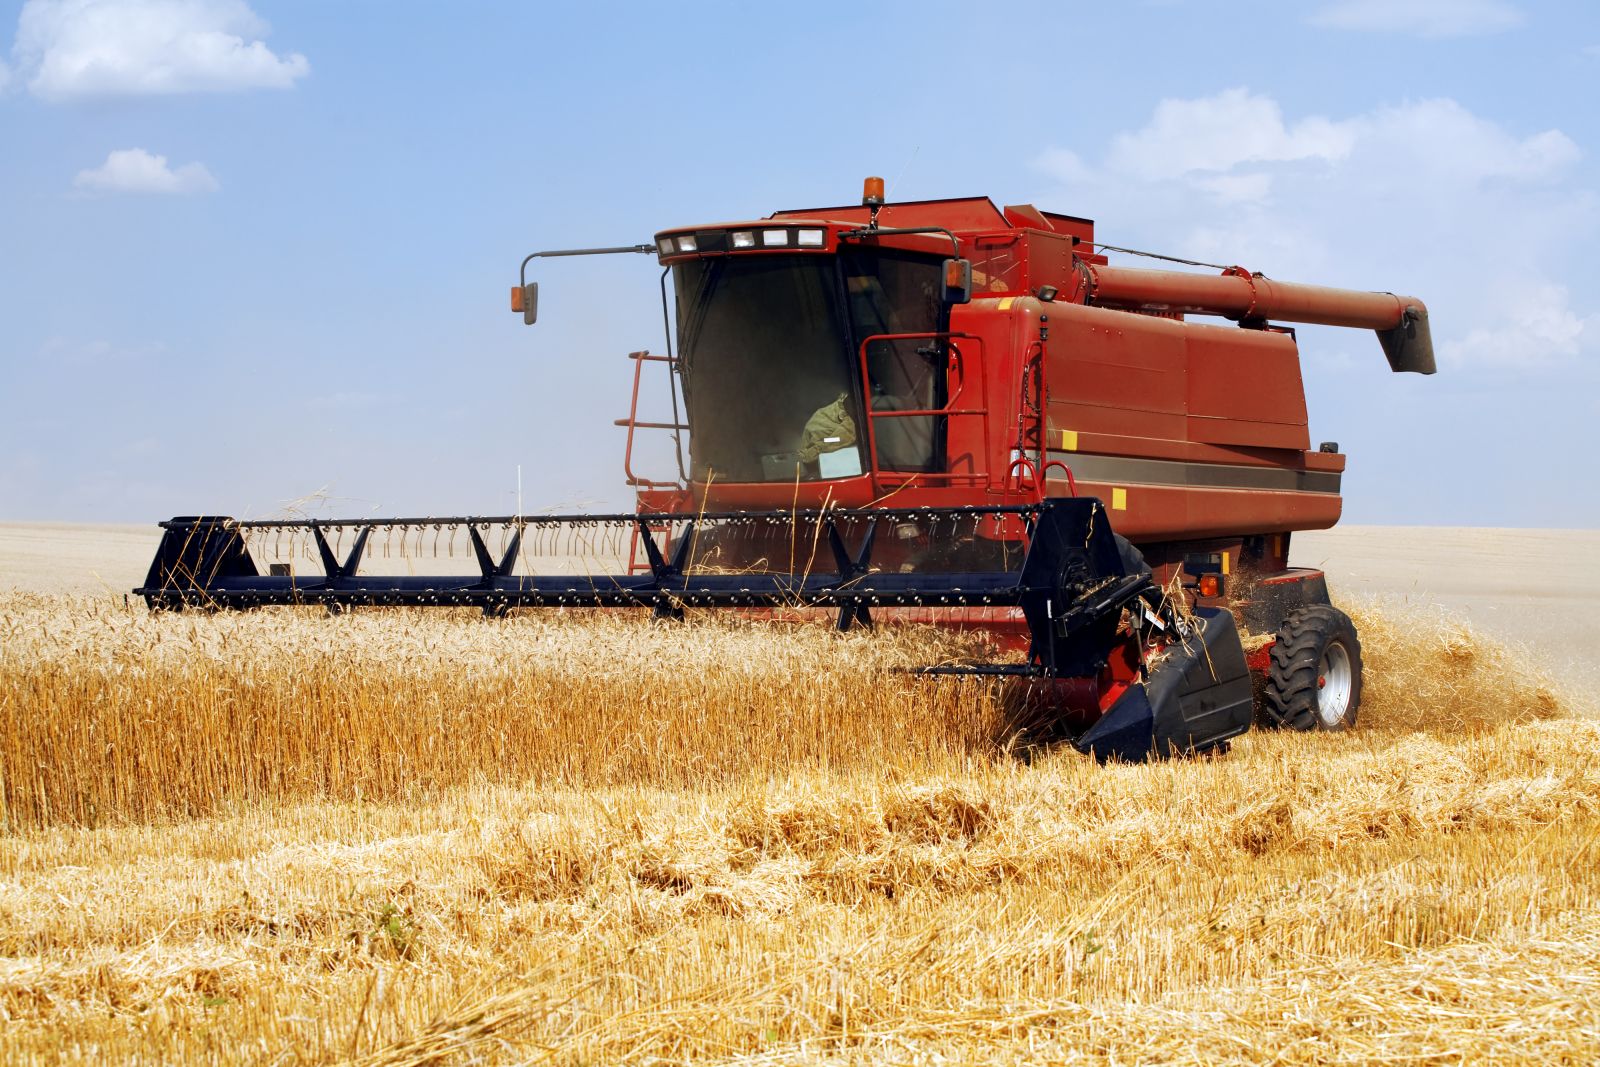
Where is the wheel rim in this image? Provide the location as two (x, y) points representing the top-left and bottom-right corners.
(1316, 641), (1353, 726)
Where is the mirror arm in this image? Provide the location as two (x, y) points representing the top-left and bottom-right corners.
(518, 243), (656, 288)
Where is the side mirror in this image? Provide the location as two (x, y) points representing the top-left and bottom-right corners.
(941, 258), (972, 305)
(510, 281), (539, 325)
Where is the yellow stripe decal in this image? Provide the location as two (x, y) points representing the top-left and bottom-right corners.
(997, 297), (1015, 311)
(1222, 551), (1231, 575)
(1111, 487), (1127, 511)
(1060, 429), (1078, 451)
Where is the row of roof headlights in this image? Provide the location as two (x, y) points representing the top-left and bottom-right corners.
(658, 228), (827, 255)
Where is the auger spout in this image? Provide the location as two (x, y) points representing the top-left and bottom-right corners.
(1084, 263), (1435, 374)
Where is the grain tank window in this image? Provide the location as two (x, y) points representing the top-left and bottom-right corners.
(968, 237), (1024, 295)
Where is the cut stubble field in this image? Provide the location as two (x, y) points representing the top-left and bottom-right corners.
(1, 524), (1598, 1064)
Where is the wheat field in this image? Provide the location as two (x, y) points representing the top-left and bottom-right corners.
(1, 592), (1596, 1064)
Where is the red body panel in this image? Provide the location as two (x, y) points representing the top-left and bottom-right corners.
(629, 196), (1423, 559)
(1064, 481), (1341, 542)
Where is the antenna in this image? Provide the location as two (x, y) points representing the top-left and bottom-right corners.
(888, 145), (920, 200)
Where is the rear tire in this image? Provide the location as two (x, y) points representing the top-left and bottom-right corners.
(1114, 534), (1152, 578)
(1264, 605), (1362, 731)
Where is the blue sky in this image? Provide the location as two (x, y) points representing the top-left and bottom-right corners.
(2, 0), (1597, 526)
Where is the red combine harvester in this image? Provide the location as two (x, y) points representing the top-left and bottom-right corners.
(140, 179), (1433, 762)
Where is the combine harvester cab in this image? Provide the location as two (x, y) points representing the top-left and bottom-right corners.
(140, 178), (1432, 761)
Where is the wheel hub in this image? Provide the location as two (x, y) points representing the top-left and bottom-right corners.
(1316, 642), (1353, 726)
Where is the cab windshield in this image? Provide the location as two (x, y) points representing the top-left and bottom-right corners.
(674, 249), (943, 483)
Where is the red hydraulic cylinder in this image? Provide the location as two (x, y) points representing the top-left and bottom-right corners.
(1082, 263), (1436, 374)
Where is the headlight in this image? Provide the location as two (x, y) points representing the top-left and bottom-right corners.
(731, 231), (755, 249)
(761, 230), (788, 247)
(796, 229), (824, 247)
(676, 235), (698, 252)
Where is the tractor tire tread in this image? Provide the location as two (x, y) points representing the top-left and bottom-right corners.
(1262, 605), (1362, 732)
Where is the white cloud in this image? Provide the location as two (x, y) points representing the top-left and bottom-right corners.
(73, 148), (218, 195)
(0, 56), (10, 90)
(1310, 0), (1523, 37)
(1192, 172), (1276, 205)
(1033, 90), (1593, 371)
(1348, 98), (1577, 185)
(1088, 90), (1577, 201)
(1442, 283), (1592, 366)
(1107, 88), (1355, 181)
(13, 0), (308, 100)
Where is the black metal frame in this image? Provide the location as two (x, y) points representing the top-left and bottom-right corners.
(137, 498), (1153, 679)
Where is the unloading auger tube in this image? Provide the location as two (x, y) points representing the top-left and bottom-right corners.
(137, 498), (1256, 762)
(1082, 262), (1436, 374)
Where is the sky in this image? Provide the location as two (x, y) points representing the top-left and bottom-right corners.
(1, 0), (1597, 528)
